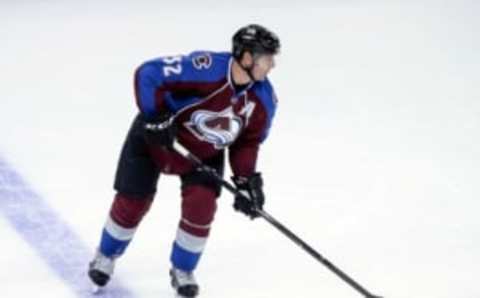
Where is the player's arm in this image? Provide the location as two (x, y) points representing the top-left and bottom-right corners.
(134, 55), (187, 119)
(229, 111), (270, 219)
(229, 83), (277, 177)
(229, 86), (277, 218)
(133, 55), (195, 174)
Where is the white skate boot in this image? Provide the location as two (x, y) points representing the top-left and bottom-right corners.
(88, 251), (116, 291)
(169, 267), (199, 298)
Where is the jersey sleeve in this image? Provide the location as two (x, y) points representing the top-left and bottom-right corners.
(229, 80), (278, 176)
(134, 56), (182, 118)
(133, 52), (222, 119)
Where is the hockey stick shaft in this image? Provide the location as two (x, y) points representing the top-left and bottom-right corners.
(256, 209), (381, 298)
(172, 143), (382, 298)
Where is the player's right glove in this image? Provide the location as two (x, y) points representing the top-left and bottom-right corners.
(232, 173), (265, 219)
(142, 111), (177, 148)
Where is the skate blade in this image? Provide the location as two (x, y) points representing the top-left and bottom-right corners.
(174, 291), (198, 298)
(173, 291), (193, 298)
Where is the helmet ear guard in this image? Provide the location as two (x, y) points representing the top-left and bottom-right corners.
(232, 24), (280, 61)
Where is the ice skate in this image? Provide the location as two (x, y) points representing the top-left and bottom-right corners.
(88, 251), (116, 290)
(170, 267), (199, 298)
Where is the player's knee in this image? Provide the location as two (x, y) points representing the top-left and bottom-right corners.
(181, 185), (217, 226)
(109, 193), (154, 228)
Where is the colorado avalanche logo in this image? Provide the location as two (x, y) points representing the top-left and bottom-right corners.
(192, 53), (212, 70)
(185, 107), (243, 149)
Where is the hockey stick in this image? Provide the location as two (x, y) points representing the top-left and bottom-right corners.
(172, 142), (383, 298)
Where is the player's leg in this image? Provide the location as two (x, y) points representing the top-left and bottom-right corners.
(169, 152), (224, 298)
(88, 115), (161, 287)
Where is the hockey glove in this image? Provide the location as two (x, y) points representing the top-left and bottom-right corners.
(142, 111), (177, 148)
(232, 173), (265, 219)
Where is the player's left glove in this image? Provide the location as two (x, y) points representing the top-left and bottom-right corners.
(232, 173), (265, 219)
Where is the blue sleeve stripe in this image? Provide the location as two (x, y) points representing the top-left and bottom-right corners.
(177, 51), (231, 83)
(253, 81), (277, 142)
(261, 105), (275, 142)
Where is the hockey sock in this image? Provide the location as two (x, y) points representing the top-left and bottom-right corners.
(170, 186), (217, 271)
(99, 193), (153, 257)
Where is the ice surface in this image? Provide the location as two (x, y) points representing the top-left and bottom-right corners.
(1, 1), (479, 298)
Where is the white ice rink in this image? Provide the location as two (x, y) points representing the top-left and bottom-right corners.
(1, 1), (479, 297)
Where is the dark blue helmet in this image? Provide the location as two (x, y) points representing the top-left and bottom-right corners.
(232, 24), (280, 60)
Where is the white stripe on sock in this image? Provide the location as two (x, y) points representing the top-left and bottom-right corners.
(181, 217), (211, 230)
(175, 228), (207, 253)
(104, 216), (137, 241)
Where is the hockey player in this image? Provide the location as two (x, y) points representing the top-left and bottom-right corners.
(88, 24), (280, 298)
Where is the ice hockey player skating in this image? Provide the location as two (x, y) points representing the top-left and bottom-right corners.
(88, 24), (280, 298)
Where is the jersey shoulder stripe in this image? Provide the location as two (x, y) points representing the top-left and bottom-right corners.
(251, 78), (278, 142)
(143, 51), (231, 84)
(135, 52), (231, 117)
(180, 51), (231, 83)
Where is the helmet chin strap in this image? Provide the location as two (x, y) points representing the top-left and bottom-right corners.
(237, 52), (260, 82)
(240, 61), (256, 82)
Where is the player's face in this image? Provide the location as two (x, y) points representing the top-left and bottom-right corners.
(251, 54), (275, 81)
